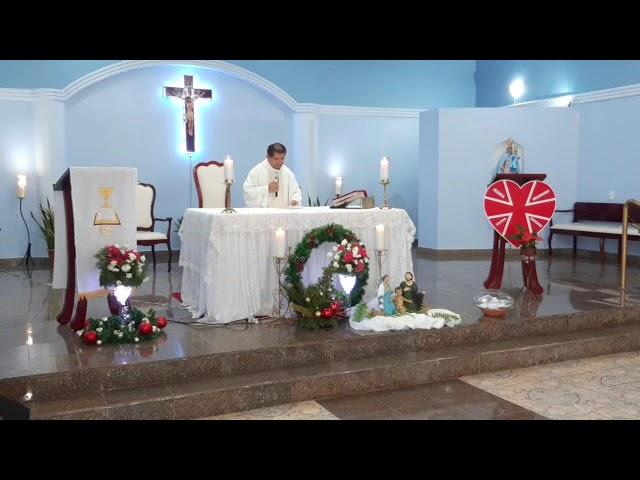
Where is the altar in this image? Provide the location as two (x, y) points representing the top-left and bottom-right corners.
(179, 207), (416, 324)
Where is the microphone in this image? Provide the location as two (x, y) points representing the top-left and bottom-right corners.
(274, 174), (279, 197)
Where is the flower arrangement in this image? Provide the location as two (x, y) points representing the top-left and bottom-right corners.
(326, 238), (370, 274)
(95, 244), (148, 288)
(509, 225), (543, 249)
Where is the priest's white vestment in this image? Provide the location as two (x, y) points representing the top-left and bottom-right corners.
(243, 159), (302, 208)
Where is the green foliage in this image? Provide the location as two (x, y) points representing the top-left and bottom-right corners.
(351, 302), (369, 322)
(82, 308), (165, 344)
(282, 223), (370, 330)
(174, 216), (183, 233)
(30, 198), (55, 250)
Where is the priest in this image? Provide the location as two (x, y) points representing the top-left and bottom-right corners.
(243, 143), (302, 208)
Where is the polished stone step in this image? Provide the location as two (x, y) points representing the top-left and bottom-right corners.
(27, 322), (640, 419)
(3, 303), (640, 405)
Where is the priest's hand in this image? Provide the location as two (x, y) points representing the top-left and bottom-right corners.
(268, 181), (280, 193)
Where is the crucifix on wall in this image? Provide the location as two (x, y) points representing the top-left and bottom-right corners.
(164, 75), (213, 153)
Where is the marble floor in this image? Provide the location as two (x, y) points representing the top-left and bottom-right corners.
(1, 251), (640, 380)
(201, 350), (640, 420)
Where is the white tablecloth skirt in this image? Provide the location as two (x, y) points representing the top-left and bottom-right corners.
(179, 207), (416, 324)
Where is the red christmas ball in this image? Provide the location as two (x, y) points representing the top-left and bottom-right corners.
(82, 331), (98, 345)
(330, 302), (340, 312)
(321, 308), (334, 319)
(139, 322), (153, 336)
(157, 316), (168, 329)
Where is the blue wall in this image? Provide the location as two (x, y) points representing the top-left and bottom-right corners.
(476, 60), (640, 107)
(0, 60), (477, 109)
(418, 108), (579, 250)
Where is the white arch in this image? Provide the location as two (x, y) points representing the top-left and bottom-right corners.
(59, 60), (300, 109)
(0, 60), (422, 117)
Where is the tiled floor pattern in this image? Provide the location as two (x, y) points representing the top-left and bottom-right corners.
(202, 350), (640, 420)
(462, 350), (640, 420)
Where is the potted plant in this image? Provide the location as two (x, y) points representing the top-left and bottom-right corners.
(31, 199), (55, 269)
(510, 225), (543, 261)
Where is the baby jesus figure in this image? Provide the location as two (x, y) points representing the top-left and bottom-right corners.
(393, 287), (412, 314)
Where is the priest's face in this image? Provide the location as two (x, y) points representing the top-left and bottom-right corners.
(268, 153), (286, 170)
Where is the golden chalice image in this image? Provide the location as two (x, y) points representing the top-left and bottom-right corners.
(94, 187), (121, 234)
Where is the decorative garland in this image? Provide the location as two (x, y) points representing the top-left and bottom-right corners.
(78, 308), (167, 345)
(283, 223), (369, 329)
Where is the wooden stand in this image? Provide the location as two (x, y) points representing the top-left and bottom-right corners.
(483, 173), (546, 296)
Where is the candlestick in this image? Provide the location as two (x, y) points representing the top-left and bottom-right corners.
(375, 223), (385, 251)
(380, 156), (389, 183)
(380, 179), (390, 209)
(374, 249), (388, 287)
(335, 176), (342, 196)
(272, 246), (292, 319)
(222, 179), (237, 214)
(224, 155), (234, 183)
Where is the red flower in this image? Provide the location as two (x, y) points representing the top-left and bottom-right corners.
(337, 245), (345, 252)
(344, 252), (354, 263)
(359, 248), (368, 259)
(355, 262), (365, 273)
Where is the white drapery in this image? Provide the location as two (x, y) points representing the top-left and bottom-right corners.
(52, 167), (137, 294)
(179, 207), (416, 324)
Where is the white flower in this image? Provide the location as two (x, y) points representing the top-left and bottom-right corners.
(319, 291), (323, 296)
(332, 246), (338, 252)
(326, 252), (334, 258)
(140, 255), (146, 263)
(76, 330), (83, 337)
(126, 273), (133, 279)
(346, 264), (353, 272)
(305, 298), (310, 303)
(364, 258), (369, 263)
(315, 311), (321, 317)
(128, 252), (136, 261)
(121, 264), (131, 272)
(96, 340), (102, 345)
(143, 277), (149, 282)
(352, 246), (359, 255)
(341, 239), (347, 246)
(333, 262), (339, 268)
(96, 327), (103, 333)
(134, 337), (139, 343)
(109, 260), (117, 266)
(116, 280), (122, 286)
(334, 254), (340, 260)
(102, 317), (107, 321)
(112, 267), (120, 272)
(354, 259), (359, 265)
(143, 317), (148, 322)
(120, 249), (126, 255)
(152, 326), (158, 332)
(114, 244), (120, 249)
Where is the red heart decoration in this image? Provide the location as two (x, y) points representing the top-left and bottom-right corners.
(483, 180), (557, 247)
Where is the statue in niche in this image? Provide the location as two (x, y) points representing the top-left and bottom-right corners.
(493, 138), (524, 179)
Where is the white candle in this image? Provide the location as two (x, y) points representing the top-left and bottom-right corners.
(335, 176), (342, 196)
(380, 156), (389, 183)
(224, 155), (234, 182)
(17, 174), (27, 199)
(375, 223), (385, 251)
(274, 227), (286, 258)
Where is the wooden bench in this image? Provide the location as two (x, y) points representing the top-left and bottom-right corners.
(548, 202), (640, 261)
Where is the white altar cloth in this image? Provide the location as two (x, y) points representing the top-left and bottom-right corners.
(178, 207), (416, 324)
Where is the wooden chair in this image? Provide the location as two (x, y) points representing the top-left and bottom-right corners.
(194, 161), (226, 208)
(136, 182), (173, 271)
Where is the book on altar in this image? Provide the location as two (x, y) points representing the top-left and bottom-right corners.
(331, 190), (368, 208)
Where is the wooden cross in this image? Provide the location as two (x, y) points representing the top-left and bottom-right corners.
(164, 75), (212, 153)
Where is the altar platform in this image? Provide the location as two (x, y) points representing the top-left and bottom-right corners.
(3, 250), (640, 419)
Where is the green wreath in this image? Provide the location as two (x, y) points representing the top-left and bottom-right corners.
(283, 223), (370, 329)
